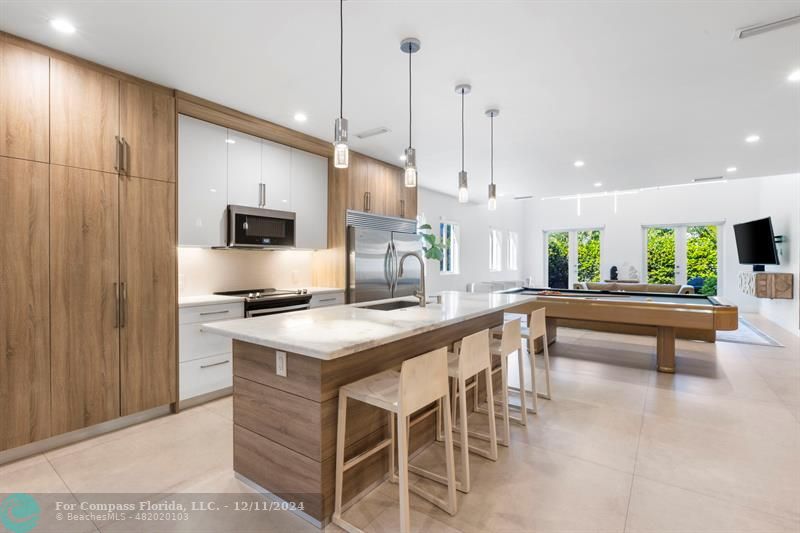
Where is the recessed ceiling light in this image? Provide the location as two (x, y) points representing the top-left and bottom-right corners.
(294, 112), (307, 122)
(745, 134), (760, 143)
(225, 138), (235, 144)
(399, 154), (407, 162)
(593, 182), (602, 187)
(574, 160), (585, 168)
(50, 19), (76, 34)
(788, 70), (800, 82)
(726, 166), (737, 173)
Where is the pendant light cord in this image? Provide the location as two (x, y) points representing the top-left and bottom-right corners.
(408, 51), (412, 149)
(460, 90), (465, 172)
(490, 114), (494, 185)
(339, 0), (343, 119)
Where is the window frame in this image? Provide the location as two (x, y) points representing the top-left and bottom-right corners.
(439, 220), (460, 275)
(489, 228), (504, 272)
(507, 230), (519, 271)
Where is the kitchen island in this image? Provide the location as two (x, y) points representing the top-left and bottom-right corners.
(203, 291), (534, 526)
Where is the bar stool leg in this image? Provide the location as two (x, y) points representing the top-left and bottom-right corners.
(484, 366), (499, 460)
(527, 336), (539, 414)
(397, 412), (411, 533)
(441, 390), (458, 515)
(333, 392), (348, 524)
(541, 332), (552, 400)
(389, 412), (398, 483)
(456, 374), (471, 493)
(516, 340), (528, 426)
(499, 354), (511, 446)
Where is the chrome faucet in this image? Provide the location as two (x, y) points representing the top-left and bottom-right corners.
(398, 252), (426, 307)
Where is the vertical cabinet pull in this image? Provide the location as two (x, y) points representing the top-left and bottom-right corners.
(114, 136), (121, 172)
(363, 191), (371, 212)
(259, 183), (266, 207)
(113, 282), (119, 328)
(122, 138), (129, 175)
(400, 199), (405, 218)
(120, 282), (127, 328)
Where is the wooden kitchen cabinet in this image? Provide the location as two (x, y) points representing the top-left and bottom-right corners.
(0, 157), (51, 451)
(50, 165), (121, 434)
(0, 42), (49, 162)
(401, 179), (417, 219)
(50, 58), (120, 173)
(345, 152), (412, 218)
(120, 80), (176, 182)
(120, 177), (177, 415)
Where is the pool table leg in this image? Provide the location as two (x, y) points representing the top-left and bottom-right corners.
(656, 326), (676, 373)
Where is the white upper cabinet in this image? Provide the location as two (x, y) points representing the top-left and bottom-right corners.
(178, 115), (228, 247)
(226, 130), (262, 208)
(262, 139), (292, 211)
(291, 149), (328, 249)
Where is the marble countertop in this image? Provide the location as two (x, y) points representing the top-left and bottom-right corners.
(179, 287), (344, 308)
(202, 291), (535, 360)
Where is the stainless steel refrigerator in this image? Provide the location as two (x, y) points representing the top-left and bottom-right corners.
(346, 210), (422, 303)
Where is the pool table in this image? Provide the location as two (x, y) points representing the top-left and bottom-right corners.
(503, 287), (739, 373)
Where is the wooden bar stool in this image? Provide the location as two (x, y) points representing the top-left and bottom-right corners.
(521, 308), (552, 401)
(333, 347), (457, 533)
(430, 329), (498, 494)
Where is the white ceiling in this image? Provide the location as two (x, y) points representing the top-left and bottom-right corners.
(2, 1), (799, 202)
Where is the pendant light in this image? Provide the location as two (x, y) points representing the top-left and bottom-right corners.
(486, 108), (499, 210)
(401, 38), (420, 187)
(333, 0), (349, 169)
(455, 84), (471, 203)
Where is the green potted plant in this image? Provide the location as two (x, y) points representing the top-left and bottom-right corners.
(418, 224), (450, 261)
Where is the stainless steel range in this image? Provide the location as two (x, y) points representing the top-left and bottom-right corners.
(213, 288), (312, 318)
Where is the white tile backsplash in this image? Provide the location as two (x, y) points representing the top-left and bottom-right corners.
(178, 247), (314, 296)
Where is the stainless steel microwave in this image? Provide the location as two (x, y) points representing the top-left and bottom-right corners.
(226, 205), (296, 249)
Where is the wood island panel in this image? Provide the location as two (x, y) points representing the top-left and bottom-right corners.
(232, 311), (503, 524)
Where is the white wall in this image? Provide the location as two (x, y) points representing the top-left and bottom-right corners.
(178, 247), (314, 296)
(521, 173), (800, 334)
(418, 187), (527, 295)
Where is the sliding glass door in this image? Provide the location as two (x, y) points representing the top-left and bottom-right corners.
(645, 224), (718, 295)
(546, 228), (602, 289)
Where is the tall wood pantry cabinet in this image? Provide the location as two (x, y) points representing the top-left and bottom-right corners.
(0, 36), (177, 452)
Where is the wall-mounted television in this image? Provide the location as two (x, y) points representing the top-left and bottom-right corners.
(733, 217), (779, 269)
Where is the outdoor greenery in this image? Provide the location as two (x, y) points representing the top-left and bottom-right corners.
(418, 223), (450, 262)
(547, 232), (569, 288)
(687, 225), (718, 295)
(577, 230), (601, 282)
(646, 228), (676, 284)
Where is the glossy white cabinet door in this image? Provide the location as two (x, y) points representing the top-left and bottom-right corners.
(178, 115), (228, 246)
(262, 139), (292, 210)
(291, 149), (328, 249)
(226, 129), (262, 208)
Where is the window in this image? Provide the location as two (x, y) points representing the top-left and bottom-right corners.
(507, 231), (519, 271)
(439, 221), (460, 274)
(545, 227), (603, 288)
(489, 228), (503, 272)
(645, 224), (719, 295)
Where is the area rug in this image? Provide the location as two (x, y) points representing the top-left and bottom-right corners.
(716, 318), (784, 347)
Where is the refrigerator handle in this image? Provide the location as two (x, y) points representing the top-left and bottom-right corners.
(390, 240), (399, 294)
(384, 241), (393, 291)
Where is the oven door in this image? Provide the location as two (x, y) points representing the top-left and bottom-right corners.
(228, 205), (296, 248)
(246, 303), (310, 318)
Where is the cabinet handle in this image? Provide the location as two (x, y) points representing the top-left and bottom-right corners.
(120, 282), (127, 328)
(114, 136), (121, 172)
(318, 297), (337, 303)
(113, 282), (120, 328)
(199, 310), (230, 316)
(259, 183), (266, 207)
(122, 137), (130, 175)
(200, 359), (230, 369)
(400, 199), (405, 218)
(363, 191), (371, 212)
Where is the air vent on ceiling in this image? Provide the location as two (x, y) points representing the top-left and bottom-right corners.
(692, 176), (725, 183)
(355, 127), (391, 139)
(736, 14), (800, 39)
(513, 195), (534, 200)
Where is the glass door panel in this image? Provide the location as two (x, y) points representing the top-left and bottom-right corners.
(547, 232), (569, 288)
(646, 227), (676, 284)
(577, 230), (601, 282)
(686, 225), (718, 295)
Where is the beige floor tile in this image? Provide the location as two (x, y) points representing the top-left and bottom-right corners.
(546, 370), (648, 414)
(636, 413), (800, 521)
(0, 454), (71, 494)
(625, 476), (800, 532)
(202, 395), (233, 421)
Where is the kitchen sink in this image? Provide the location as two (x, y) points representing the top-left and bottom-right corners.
(360, 300), (421, 311)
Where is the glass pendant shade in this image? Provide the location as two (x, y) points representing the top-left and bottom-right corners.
(333, 117), (349, 169)
(404, 147), (417, 187)
(458, 171), (469, 203)
(488, 183), (497, 210)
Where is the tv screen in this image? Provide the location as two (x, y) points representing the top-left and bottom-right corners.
(733, 217), (779, 265)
